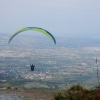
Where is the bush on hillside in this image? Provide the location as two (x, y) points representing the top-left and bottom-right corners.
(53, 84), (100, 100)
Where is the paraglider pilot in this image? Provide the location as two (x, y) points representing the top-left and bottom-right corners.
(30, 64), (35, 71)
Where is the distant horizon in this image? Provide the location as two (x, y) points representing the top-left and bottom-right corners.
(1, 32), (100, 39)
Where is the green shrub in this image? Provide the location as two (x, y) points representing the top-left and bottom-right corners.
(14, 87), (19, 90)
(54, 93), (65, 100)
(68, 84), (83, 91)
(53, 84), (99, 100)
(7, 86), (12, 90)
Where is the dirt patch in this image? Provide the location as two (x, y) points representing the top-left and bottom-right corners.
(0, 90), (58, 100)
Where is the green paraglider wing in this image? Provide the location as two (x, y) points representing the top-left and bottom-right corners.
(8, 27), (56, 44)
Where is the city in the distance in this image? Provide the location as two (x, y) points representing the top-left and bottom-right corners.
(0, 34), (100, 90)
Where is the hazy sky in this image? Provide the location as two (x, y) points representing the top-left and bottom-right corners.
(0, 0), (100, 37)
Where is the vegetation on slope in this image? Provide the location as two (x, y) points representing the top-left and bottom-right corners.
(54, 84), (100, 100)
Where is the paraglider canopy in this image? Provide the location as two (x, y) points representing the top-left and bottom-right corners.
(8, 27), (56, 44)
